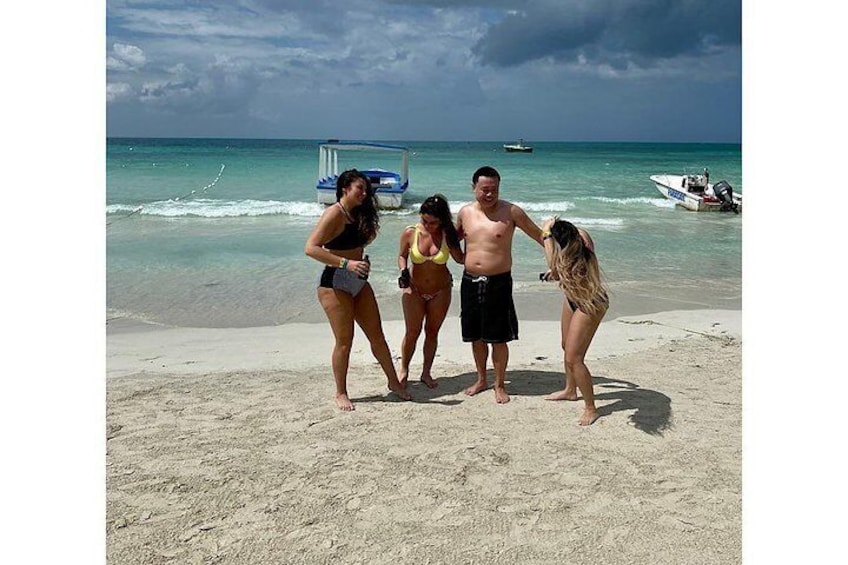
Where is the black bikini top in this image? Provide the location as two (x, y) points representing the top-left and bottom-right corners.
(323, 221), (367, 250)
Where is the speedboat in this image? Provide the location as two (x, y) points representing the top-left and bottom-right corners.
(650, 169), (741, 213)
(503, 139), (533, 153)
(316, 141), (410, 209)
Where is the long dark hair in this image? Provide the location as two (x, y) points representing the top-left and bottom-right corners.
(336, 169), (379, 243)
(419, 193), (460, 249)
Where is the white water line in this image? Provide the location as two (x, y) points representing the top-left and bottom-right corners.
(107, 164), (226, 227)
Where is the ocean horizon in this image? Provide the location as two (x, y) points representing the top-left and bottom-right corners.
(106, 138), (742, 328)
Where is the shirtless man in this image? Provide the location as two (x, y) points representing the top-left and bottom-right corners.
(456, 166), (545, 403)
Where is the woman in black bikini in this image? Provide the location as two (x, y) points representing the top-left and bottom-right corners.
(541, 218), (609, 426)
(305, 169), (411, 410)
(396, 194), (464, 388)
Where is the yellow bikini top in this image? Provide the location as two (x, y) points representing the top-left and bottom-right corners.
(408, 225), (450, 265)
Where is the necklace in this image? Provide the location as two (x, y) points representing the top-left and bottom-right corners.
(338, 202), (354, 223)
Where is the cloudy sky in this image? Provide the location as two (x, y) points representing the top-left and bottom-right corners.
(106, 0), (741, 142)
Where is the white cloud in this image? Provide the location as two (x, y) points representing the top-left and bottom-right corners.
(106, 56), (131, 72)
(106, 82), (133, 102)
(109, 43), (147, 71)
(116, 6), (308, 41)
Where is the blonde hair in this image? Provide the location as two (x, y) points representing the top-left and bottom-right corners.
(550, 220), (608, 316)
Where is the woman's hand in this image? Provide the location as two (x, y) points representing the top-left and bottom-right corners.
(398, 268), (411, 288)
(540, 269), (559, 282)
(347, 259), (370, 278)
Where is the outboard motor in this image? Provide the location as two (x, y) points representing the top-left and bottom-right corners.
(712, 180), (739, 213)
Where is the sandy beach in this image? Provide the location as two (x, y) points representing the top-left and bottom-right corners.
(106, 304), (741, 564)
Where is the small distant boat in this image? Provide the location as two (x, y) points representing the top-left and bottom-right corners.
(316, 141), (410, 209)
(503, 139), (533, 153)
(650, 169), (742, 213)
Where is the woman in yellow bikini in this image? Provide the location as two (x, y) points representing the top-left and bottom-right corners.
(397, 194), (464, 388)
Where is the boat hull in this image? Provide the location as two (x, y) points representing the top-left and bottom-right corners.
(315, 142), (410, 209)
(650, 174), (742, 213)
(317, 184), (407, 209)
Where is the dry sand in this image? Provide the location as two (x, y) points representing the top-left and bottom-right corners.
(107, 309), (741, 564)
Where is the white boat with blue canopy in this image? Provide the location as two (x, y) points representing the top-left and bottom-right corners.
(317, 141), (410, 209)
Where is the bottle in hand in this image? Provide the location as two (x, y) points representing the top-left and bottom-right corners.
(359, 255), (370, 280)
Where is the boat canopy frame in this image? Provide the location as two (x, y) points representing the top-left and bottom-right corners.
(318, 141), (409, 186)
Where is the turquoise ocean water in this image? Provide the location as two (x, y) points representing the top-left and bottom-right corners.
(106, 138), (742, 328)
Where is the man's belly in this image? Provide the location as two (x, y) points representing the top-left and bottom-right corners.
(463, 251), (512, 276)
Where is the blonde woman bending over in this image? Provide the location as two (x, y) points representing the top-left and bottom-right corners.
(541, 218), (609, 426)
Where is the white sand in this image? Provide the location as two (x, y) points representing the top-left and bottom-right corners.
(107, 309), (741, 564)
(107, 310), (740, 378)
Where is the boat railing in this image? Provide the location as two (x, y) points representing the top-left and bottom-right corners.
(317, 142), (409, 183)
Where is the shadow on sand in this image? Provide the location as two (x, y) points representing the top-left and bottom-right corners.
(388, 369), (672, 435)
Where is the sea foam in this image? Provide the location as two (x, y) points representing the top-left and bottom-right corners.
(590, 196), (677, 208)
(107, 199), (326, 218)
(512, 201), (576, 213)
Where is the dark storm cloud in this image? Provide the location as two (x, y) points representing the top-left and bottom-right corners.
(463, 0), (742, 68)
(106, 0), (740, 140)
(382, 0), (515, 7)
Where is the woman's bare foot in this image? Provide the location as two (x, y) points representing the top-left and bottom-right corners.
(388, 381), (412, 401)
(464, 380), (488, 396)
(578, 408), (599, 426)
(545, 389), (579, 401)
(335, 393), (355, 411)
(420, 373), (438, 389)
(494, 386), (510, 404)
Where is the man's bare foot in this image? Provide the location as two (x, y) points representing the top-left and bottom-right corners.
(464, 380), (488, 396)
(335, 393), (355, 411)
(578, 408), (599, 426)
(398, 369), (409, 388)
(420, 373), (438, 389)
(388, 381), (412, 401)
(494, 386), (510, 404)
(544, 389), (579, 401)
